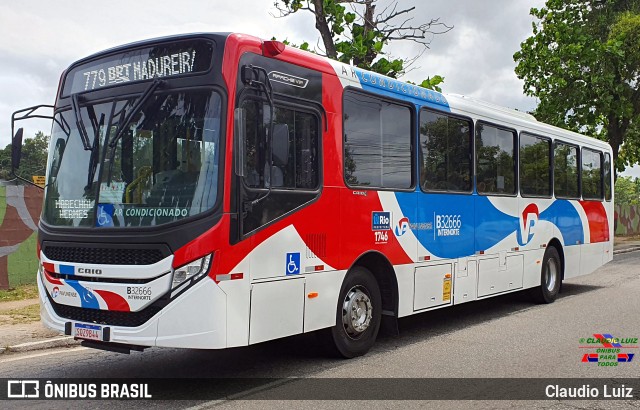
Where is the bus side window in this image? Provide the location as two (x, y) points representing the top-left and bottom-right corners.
(419, 109), (472, 193)
(520, 133), (551, 197)
(343, 90), (412, 190)
(554, 142), (580, 199)
(604, 152), (612, 201)
(476, 122), (516, 195)
(582, 148), (603, 200)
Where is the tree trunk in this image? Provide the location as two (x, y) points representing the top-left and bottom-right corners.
(607, 114), (624, 181)
(312, 0), (338, 59)
(362, 1), (377, 66)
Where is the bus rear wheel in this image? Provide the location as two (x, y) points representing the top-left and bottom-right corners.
(324, 266), (381, 358)
(530, 246), (562, 304)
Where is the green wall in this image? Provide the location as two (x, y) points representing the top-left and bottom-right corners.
(8, 232), (39, 286)
(1, 185), (39, 286)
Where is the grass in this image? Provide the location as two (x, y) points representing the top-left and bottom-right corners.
(0, 304), (40, 325)
(7, 232), (39, 286)
(0, 284), (39, 302)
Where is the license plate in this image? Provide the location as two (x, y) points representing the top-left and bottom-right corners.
(73, 323), (102, 341)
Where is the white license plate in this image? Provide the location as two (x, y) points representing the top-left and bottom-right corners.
(73, 323), (102, 341)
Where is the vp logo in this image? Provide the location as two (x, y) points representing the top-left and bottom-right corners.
(519, 204), (539, 246)
(395, 217), (410, 237)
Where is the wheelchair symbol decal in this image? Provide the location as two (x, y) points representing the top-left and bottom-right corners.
(286, 253), (300, 275)
(96, 204), (114, 227)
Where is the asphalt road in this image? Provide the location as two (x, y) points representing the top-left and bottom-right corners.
(1, 252), (639, 409)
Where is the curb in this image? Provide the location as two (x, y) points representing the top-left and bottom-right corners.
(3, 336), (79, 354)
(613, 246), (640, 255)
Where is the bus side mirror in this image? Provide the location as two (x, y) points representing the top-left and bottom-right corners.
(11, 128), (24, 172)
(234, 107), (246, 177)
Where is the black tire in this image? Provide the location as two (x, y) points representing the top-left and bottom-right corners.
(530, 246), (562, 304)
(322, 266), (382, 358)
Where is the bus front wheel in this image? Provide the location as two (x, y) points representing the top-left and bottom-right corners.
(324, 266), (381, 358)
(530, 246), (562, 304)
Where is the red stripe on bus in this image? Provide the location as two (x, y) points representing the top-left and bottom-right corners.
(94, 290), (130, 312)
(579, 201), (609, 243)
(43, 270), (63, 285)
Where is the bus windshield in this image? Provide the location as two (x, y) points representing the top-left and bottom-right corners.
(43, 90), (222, 228)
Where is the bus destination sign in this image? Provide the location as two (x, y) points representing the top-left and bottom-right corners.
(63, 40), (214, 96)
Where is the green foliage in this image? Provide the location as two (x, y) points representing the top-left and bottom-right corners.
(8, 232), (38, 287)
(615, 175), (640, 206)
(408, 76), (445, 93)
(273, 0), (450, 90)
(0, 131), (49, 182)
(514, 0), (640, 173)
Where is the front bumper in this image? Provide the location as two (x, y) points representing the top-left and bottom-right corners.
(38, 271), (227, 349)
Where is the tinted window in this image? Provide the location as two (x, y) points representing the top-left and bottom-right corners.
(243, 102), (319, 190)
(239, 100), (320, 235)
(582, 148), (602, 200)
(420, 110), (472, 192)
(344, 91), (412, 189)
(43, 91), (223, 228)
(604, 153), (612, 201)
(554, 142), (579, 198)
(520, 133), (551, 197)
(476, 123), (516, 195)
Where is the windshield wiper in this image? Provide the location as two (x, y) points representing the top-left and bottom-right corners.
(109, 78), (163, 149)
(85, 108), (105, 192)
(71, 93), (93, 150)
(105, 78), (163, 184)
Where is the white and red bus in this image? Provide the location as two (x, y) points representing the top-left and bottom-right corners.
(11, 33), (613, 357)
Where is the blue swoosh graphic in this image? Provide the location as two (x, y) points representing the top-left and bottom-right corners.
(66, 280), (100, 310)
(539, 200), (584, 245)
(394, 193), (583, 259)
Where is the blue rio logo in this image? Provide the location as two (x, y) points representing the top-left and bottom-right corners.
(372, 211), (391, 231)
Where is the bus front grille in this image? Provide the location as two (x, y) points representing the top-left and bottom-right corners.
(48, 293), (163, 327)
(42, 245), (166, 265)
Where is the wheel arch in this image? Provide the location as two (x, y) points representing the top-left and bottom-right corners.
(547, 238), (565, 280)
(348, 251), (399, 317)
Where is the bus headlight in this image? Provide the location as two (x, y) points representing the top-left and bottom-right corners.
(172, 254), (212, 290)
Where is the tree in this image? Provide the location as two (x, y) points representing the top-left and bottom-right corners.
(0, 131), (49, 182)
(273, 0), (451, 90)
(615, 175), (640, 205)
(514, 0), (640, 173)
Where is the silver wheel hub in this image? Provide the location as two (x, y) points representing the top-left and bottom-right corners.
(342, 287), (373, 338)
(545, 258), (558, 292)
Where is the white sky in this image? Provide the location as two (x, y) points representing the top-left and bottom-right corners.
(4, 0), (636, 176)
